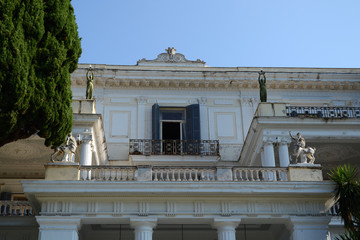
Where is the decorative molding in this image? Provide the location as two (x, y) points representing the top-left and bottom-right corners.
(194, 201), (204, 216)
(139, 201), (149, 216)
(137, 48), (206, 67)
(113, 202), (123, 214)
(166, 201), (176, 216)
(221, 201), (232, 216)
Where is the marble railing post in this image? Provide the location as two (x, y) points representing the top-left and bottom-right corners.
(79, 129), (93, 166)
(213, 219), (241, 240)
(130, 218), (157, 240)
(36, 216), (81, 240)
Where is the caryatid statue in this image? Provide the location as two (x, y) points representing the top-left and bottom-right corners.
(258, 70), (267, 102)
(86, 65), (94, 99)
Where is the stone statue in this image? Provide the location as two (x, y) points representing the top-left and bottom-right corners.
(289, 132), (316, 164)
(258, 70), (267, 102)
(166, 47), (176, 56)
(86, 65), (94, 99)
(51, 133), (78, 162)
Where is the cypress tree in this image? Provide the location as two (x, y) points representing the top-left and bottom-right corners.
(0, 0), (81, 147)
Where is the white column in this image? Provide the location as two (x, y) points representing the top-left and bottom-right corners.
(262, 139), (275, 167)
(130, 218), (157, 240)
(137, 96), (147, 139)
(288, 216), (330, 240)
(80, 130), (93, 166)
(278, 139), (290, 167)
(213, 219), (241, 240)
(36, 216), (81, 240)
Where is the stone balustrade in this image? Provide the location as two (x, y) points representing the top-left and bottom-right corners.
(0, 201), (33, 216)
(80, 166), (136, 181)
(79, 166), (291, 182)
(232, 167), (288, 181)
(152, 167), (216, 181)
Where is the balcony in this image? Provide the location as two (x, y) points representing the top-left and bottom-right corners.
(129, 139), (219, 156)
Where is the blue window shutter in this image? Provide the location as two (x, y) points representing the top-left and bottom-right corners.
(152, 103), (160, 140)
(186, 104), (200, 140)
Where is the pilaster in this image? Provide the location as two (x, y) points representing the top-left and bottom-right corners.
(36, 216), (81, 240)
(287, 216), (330, 240)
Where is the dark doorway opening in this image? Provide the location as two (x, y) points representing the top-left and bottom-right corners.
(162, 122), (181, 140)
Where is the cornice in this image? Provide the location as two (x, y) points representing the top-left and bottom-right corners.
(71, 65), (360, 91)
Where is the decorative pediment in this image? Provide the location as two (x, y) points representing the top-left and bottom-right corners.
(137, 47), (206, 67)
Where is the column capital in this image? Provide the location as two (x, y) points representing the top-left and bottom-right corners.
(277, 136), (292, 144)
(286, 216), (331, 240)
(262, 136), (276, 144)
(137, 96), (147, 105)
(36, 216), (81, 240)
(212, 218), (241, 229)
(130, 218), (157, 229)
(198, 97), (207, 105)
(36, 216), (81, 230)
(79, 129), (93, 144)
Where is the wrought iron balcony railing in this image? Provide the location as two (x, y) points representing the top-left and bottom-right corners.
(129, 139), (219, 156)
(286, 106), (360, 118)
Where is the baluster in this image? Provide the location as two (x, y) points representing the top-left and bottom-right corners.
(272, 170), (277, 181)
(153, 169), (158, 181)
(244, 170), (249, 181)
(90, 168), (95, 180)
(181, 169), (186, 181)
(118, 169), (123, 181)
(206, 170), (210, 181)
(255, 170), (260, 181)
(159, 170), (164, 181)
(188, 169), (194, 181)
(266, 170), (271, 181)
(250, 170), (254, 181)
(171, 169), (176, 181)
(177, 169), (181, 181)
(12, 203), (17, 215)
(232, 169), (237, 181)
(239, 170), (243, 181)
(194, 169), (199, 181)
(165, 169), (170, 181)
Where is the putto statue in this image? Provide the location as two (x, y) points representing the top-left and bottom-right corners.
(51, 132), (78, 162)
(289, 132), (316, 164)
(86, 65), (94, 99)
(258, 70), (267, 102)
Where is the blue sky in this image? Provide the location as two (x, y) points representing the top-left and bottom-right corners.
(72, 0), (360, 68)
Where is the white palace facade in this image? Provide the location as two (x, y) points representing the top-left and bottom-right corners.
(1, 49), (360, 240)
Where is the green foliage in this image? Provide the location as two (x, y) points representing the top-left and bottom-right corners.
(0, 0), (81, 147)
(329, 165), (360, 240)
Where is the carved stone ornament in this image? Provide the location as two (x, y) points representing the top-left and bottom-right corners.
(137, 47), (206, 67)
